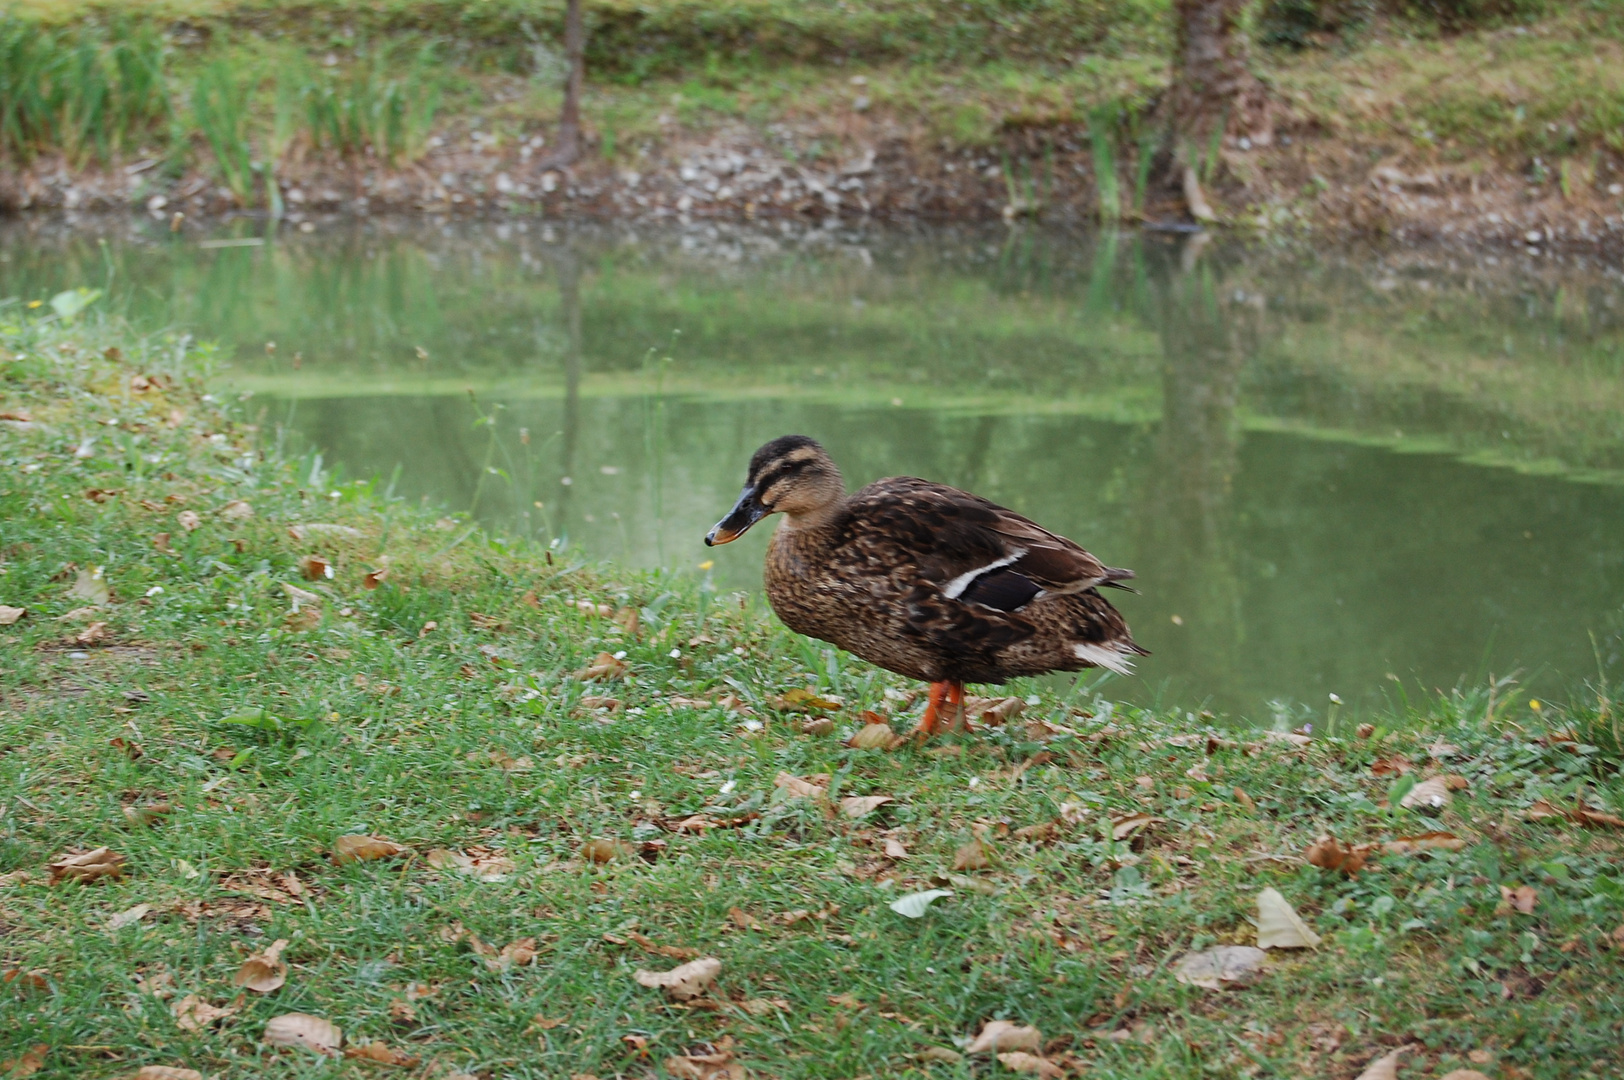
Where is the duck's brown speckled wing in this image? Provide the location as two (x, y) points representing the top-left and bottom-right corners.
(836, 476), (1132, 605)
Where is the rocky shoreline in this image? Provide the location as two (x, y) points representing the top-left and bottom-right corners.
(6, 115), (1624, 254)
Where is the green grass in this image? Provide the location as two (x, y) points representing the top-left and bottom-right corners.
(3, 300), (1624, 1079)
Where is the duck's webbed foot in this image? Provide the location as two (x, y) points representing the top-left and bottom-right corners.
(911, 681), (966, 739)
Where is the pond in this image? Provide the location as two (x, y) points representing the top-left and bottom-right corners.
(4, 216), (1623, 725)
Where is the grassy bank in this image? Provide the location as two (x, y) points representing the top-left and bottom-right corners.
(4, 0), (1624, 236)
(4, 303), (1624, 1079)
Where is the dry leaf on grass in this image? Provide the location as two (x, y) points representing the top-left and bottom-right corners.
(218, 499), (253, 521)
(362, 567), (388, 589)
(1, 1045), (46, 1078)
(425, 848), (515, 881)
(915, 1047), (963, 1064)
(49, 846), (125, 884)
(884, 838), (910, 858)
(332, 834), (407, 864)
(128, 1067), (204, 1080)
(953, 837), (992, 871)
(576, 652), (627, 681)
(771, 687), (844, 713)
(123, 803), (172, 827)
(1438, 1072), (1492, 1080)
(263, 1013), (343, 1055)
(737, 997), (790, 1016)
(343, 1041), (420, 1067)
(1109, 812), (1160, 841)
(581, 838), (633, 864)
(1306, 835), (1375, 876)
(172, 994), (236, 1032)
(1499, 884), (1538, 914)
(840, 795), (893, 818)
(1400, 776), (1460, 810)
(1232, 787), (1257, 811)
(72, 620), (111, 646)
(997, 1051), (1065, 1077)
(299, 554), (333, 581)
(0, 605), (24, 625)
(177, 510), (201, 532)
(1173, 945), (1268, 989)
(727, 907), (765, 930)
(107, 903), (154, 930)
(69, 566), (110, 604)
(633, 957), (721, 1001)
(846, 722), (903, 750)
(966, 1020), (1043, 1054)
(664, 1039), (745, 1080)
(1383, 832), (1468, 855)
(1573, 806), (1624, 828)
(773, 772), (829, 799)
(1256, 888), (1321, 949)
(1353, 1046), (1410, 1080)
(233, 938), (290, 992)
(887, 888), (952, 918)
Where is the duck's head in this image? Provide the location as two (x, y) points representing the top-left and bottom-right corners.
(706, 435), (845, 545)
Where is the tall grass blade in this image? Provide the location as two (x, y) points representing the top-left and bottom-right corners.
(193, 62), (253, 204)
(1089, 105), (1121, 223)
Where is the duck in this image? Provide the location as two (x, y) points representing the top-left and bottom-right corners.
(705, 435), (1146, 735)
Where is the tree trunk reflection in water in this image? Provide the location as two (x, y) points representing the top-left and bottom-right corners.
(554, 250), (582, 545)
(1143, 236), (1253, 707)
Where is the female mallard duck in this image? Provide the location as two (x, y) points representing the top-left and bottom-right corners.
(705, 435), (1146, 735)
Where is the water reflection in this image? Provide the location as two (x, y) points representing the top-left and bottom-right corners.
(3, 217), (1622, 721)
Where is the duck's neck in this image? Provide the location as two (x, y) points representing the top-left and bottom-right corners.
(777, 496), (845, 536)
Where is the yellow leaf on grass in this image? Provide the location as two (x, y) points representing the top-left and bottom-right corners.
(633, 956), (721, 1001)
(966, 1020), (1042, 1054)
(1256, 888), (1321, 949)
(772, 687), (844, 713)
(840, 795), (894, 819)
(332, 834), (407, 864)
(263, 1013), (343, 1055)
(233, 938), (290, 993)
(48, 846), (125, 884)
(69, 567), (110, 605)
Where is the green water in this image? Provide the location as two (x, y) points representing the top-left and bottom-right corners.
(5, 217), (1623, 723)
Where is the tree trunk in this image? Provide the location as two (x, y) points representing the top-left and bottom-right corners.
(537, 0), (585, 170)
(1168, 0), (1268, 222)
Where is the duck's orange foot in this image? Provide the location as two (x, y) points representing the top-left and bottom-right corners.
(910, 681), (965, 740)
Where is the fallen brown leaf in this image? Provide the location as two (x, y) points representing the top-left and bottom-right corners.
(664, 1041), (744, 1080)
(773, 772), (829, 799)
(299, 554), (332, 581)
(1573, 806), (1624, 829)
(0, 1045), (45, 1078)
(915, 1047), (963, 1064)
(1353, 1046), (1411, 1080)
(177, 510), (201, 531)
(1499, 884), (1538, 914)
(737, 997), (790, 1016)
(73, 620), (111, 646)
(883, 837), (910, 858)
(633, 956), (721, 1001)
(218, 500), (253, 522)
(952, 837), (992, 871)
(962, 695), (1026, 725)
(0, 605), (24, 625)
(801, 717), (834, 736)
(107, 903), (154, 931)
(576, 652), (627, 681)
(343, 1041), (420, 1068)
(846, 722), (902, 750)
(48, 846), (125, 884)
(233, 938), (290, 993)
(581, 838), (633, 864)
(728, 907), (765, 931)
(966, 1020), (1042, 1054)
(1232, 787), (1257, 811)
(1383, 832), (1468, 855)
(840, 795), (893, 819)
(1256, 888), (1321, 949)
(425, 848), (516, 881)
(332, 834), (407, 864)
(128, 1067), (204, 1080)
(1400, 776), (1454, 810)
(1306, 835), (1374, 876)
(387, 998), (417, 1023)
(263, 1013), (342, 1055)
(1108, 812), (1161, 841)
(122, 802), (171, 827)
(1369, 755), (1414, 777)
(362, 567), (388, 589)
(171, 994), (236, 1032)
(1173, 945), (1268, 989)
(997, 1051), (1065, 1077)
(1437, 1072), (1492, 1080)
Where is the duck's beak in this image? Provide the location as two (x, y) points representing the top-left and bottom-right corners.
(705, 485), (768, 546)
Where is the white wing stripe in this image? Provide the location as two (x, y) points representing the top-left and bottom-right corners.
(941, 548), (1027, 600)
